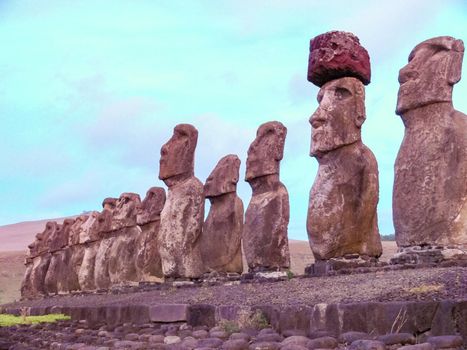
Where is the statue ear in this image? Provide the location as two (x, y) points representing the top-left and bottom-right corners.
(448, 40), (464, 85)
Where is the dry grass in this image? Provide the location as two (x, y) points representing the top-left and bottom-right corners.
(406, 284), (444, 294)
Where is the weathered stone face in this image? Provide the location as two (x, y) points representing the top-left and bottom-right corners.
(307, 72), (381, 260)
(396, 36), (464, 115)
(158, 124), (205, 278)
(310, 77), (365, 157)
(201, 156), (243, 273)
(244, 122), (290, 271)
(159, 124), (198, 181)
(68, 215), (88, 246)
(96, 198), (118, 235)
(78, 242), (100, 291)
(110, 193), (141, 231)
(35, 221), (58, 255)
(49, 219), (74, 253)
(204, 155), (240, 198)
(137, 187), (166, 226)
(307, 142), (382, 260)
(394, 36), (467, 248)
(245, 121), (287, 182)
(308, 31), (371, 87)
(78, 211), (101, 244)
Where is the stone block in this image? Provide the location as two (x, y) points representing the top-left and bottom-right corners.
(188, 304), (216, 327)
(149, 304), (188, 323)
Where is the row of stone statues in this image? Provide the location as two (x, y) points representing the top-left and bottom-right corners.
(21, 119), (291, 297)
(21, 31), (466, 297)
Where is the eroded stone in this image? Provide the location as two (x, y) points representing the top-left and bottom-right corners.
(243, 121), (290, 271)
(201, 155), (244, 273)
(307, 77), (382, 260)
(308, 31), (371, 87)
(393, 36), (467, 251)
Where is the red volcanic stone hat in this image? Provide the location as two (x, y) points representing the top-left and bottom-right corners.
(308, 31), (371, 87)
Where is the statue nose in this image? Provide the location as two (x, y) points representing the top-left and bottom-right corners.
(399, 66), (419, 84)
(310, 109), (326, 128)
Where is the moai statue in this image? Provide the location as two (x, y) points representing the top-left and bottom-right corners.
(135, 187), (166, 281)
(393, 36), (467, 261)
(78, 212), (101, 291)
(94, 198), (118, 289)
(306, 31), (382, 271)
(44, 219), (74, 294)
(28, 221), (58, 296)
(158, 124), (205, 278)
(200, 155), (244, 273)
(243, 121), (290, 272)
(66, 215), (88, 291)
(107, 192), (142, 285)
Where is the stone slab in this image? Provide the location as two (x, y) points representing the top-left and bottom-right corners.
(149, 304), (188, 322)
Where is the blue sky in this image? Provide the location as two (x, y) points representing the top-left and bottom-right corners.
(0, 1), (466, 240)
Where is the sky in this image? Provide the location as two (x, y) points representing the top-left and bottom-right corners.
(0, 0), (466, 240)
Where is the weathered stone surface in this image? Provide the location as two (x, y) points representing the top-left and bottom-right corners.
(136, 187), (165, 226)
(201, 155), (244, 273)
(110, 193), (141, 232)
(427, 335), (463, 349)
(43, 220), (75, 294)
(307, 77), (382, 260)
(35, 221), (58, 256)
(49, 219), (74, 253)
(96, 197), (118, 235)
(94, 237), (114, 290)
(108, 226), (141, 284)
(148, 304), (188, 322)
(349, 339), (385, 350)
(20, 263), (34, 299)
(135, 220), (163, 280)
(393, 36), (467, 250)
(135, 187), (166, 281)
(78, 211), (100, 244)
(243, 121), (290, 271)
(158, 124), (205, 278)
(44, 248), (71, 294)
(308, 31), (371, 87)
(376, 333), (415, 345)
(78, 241), (100, 291)
(68, 215), (88, 246)
(29, 253), (51, 296)
(66, 244), (85, 292)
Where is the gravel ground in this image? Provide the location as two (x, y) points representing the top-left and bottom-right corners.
(2, 266), (466, 311)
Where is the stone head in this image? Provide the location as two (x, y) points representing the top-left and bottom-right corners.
(96, 197), (118, 234)
(396, 36), (464, 115)
(246, 121), (287, 181)
(205, 154), (241, 198)
(111, 192), (141, 230)
(159, 124), (198, 182)
(309, 77), (365, 157)
(137, 187), (166, 225)
(39, 221), (59, 254)
(79, 211), (101, 244)
(68, 214), (88, 246)
(49, 218), (74, 252)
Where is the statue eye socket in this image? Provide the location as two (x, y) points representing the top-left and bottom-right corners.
(334, 88), (351, 100)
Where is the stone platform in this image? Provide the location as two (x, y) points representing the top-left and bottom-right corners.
(2, 266), (466, 347)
